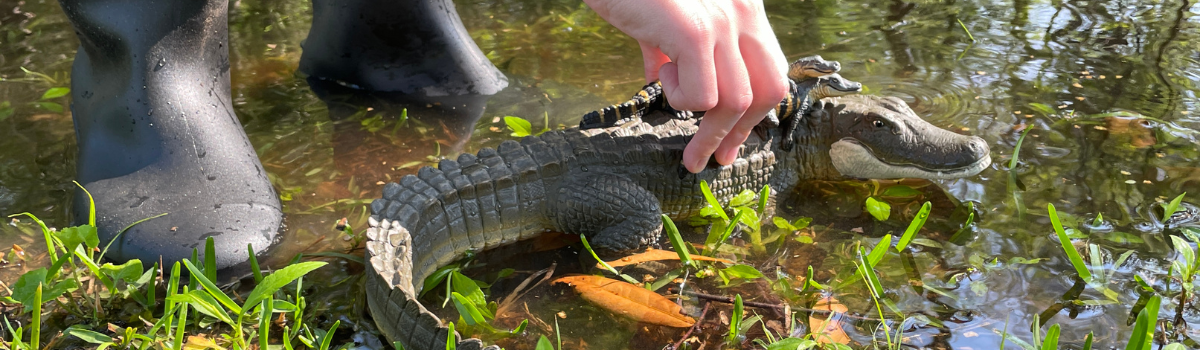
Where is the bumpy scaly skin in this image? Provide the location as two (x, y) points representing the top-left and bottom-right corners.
(367, 94), (991, 350)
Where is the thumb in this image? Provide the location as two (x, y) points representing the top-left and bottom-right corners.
(639, 41), (671, 83)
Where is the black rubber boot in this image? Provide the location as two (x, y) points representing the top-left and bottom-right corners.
(299, 0), (508, 95)
(60, 0), (281, 272)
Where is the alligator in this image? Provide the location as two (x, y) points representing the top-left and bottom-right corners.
(364, 89), (992, 349)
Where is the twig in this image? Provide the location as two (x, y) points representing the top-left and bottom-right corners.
(671, 302), (711, 350)
(683, 291), (881, 322)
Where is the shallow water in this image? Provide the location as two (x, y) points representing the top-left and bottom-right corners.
(1, 0), (1199, 348)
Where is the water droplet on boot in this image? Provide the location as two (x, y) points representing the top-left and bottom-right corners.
(581, 165), (588, 172)
(147, 109), (153, 116)
(154, 58), (166, 71)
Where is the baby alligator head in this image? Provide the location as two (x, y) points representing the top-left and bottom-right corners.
(817, 95), (991, 180)
(788, 55), (842, 80)
(810, 73), (862, 99)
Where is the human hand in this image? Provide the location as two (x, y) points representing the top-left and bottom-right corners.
(584, 0), (789, 173)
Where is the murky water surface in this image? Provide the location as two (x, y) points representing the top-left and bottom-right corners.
(2, 0), (1200, 348)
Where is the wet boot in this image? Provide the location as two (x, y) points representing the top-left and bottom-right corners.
(299, 0), (508, 95)
(60, 0), (281, 272)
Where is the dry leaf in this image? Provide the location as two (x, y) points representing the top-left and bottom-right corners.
(809, 296), (851, 345)
(601, 248), (733, 268)
(554, 275), (695, 328)
(184, 335), (227, 350)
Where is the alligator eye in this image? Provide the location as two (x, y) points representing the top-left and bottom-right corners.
(873, 120), (885, 128)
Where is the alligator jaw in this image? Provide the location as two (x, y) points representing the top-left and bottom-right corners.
(829, 138), (992, 180)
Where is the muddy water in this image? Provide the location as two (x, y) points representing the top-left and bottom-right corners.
(1, 0), (1199, 348)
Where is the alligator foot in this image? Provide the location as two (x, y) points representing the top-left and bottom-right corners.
(551, 173), (663, 253)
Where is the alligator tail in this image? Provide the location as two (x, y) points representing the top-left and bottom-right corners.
(579, 81), (668, 129)
(775, 80), (802, 120)
(367, 139), (558, 350)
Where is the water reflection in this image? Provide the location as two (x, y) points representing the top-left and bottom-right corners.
(0, 0), (1199, 348)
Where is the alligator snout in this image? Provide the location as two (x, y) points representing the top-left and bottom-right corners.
(824, 95), (993, 180)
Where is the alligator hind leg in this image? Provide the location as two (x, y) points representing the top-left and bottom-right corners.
(551, 173), (663, 253)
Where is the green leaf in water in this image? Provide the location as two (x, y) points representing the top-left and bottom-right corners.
(451, 292), (489, 326)
(504, 116), (533, 137)
(864, 197), (891, 221)
(721, 264), (765, 280)
(699, 180), (729, 221)
(1027, 102), (1056, 116)
(662, 214), (693, 267)
(450, 271), (487, 311)
(728, 189), (756, 207)
(535, 335), (555, 350)
(1049, 204), (1092, 281)
(65, 325), (113, 344)
(1162, 192), (1187, 223)
(40, 87), (70, 100)
(36, 101), (63, 113)
(867, 235), (892, 266)
(896, 202), (931, 252)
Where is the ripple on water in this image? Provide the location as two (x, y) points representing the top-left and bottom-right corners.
(856, 76), (978, 126)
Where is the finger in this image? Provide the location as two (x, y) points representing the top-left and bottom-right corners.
(659, 32), (717, 112)
(714, 34), (789, 164)
(639, 41), (671, 83)
(683, 41), (752, 172)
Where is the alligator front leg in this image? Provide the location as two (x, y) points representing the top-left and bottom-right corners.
(551, 172), (663, 253)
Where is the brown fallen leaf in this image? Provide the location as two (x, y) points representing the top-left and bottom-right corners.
(601, 248), (733, 268)
(809, 296), (851, 345)
(554, 275), (695, 328)
(184, 335), (227, 350)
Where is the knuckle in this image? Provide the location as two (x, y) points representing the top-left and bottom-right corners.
(729, 94), (754, 112)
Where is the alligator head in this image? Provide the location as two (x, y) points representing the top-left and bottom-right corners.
(788, 55), (842, 80)
(810, 73), (862, 98)
(806, 95), (991, 180)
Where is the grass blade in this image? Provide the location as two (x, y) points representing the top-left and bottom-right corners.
(1163, 192), (1187, 223)
(74, 181), (96, 227)
(32, 283), (41, 349)
(579, 234), (639, 284)
(1040, 324), (1059, 350)
(756, 185), (770, 218)
(700, 180), (729, 221)
(662, 215), (694, 267)
(956, 19), (976, 42)
(204, 237), (218, 284)
(173, 287), (188, 350)
(319, 320), (340, 350)
(9, 213), (57, 264)
(1048, 204), (1092, 281)
(181, 259), (242, 314)
(726, 294), (743, 345)
(896, 202), (931, 251)
(259, 297), (272, 349)
(243, 261), (327, 314)
(248, 244), (264, 283)
(867, 235), (892, 267)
